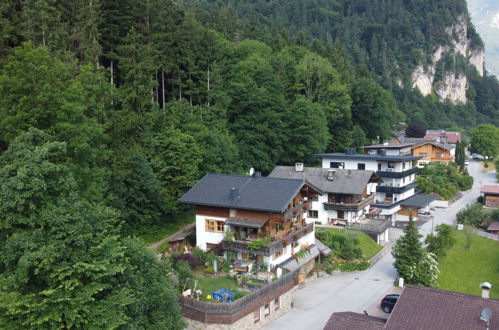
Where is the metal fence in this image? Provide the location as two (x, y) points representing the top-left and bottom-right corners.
(178, 271), (295, 314)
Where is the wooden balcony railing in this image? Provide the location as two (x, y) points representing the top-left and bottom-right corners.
(222, 223), (314, 256)
(323, 195), (374, 212)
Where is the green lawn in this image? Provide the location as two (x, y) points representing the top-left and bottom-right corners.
(316, 228), (382, 260)
(194, 274), (247, 301)
(436, 230), (499, 298)
(133, 209), (195, 245)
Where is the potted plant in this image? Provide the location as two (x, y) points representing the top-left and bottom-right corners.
(283, 238), (290, 244)
(294, 232), (301, 239)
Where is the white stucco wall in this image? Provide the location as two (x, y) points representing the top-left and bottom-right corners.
(196, 214), (227, 251)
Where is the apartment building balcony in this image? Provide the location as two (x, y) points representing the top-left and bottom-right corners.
(376, 182), (416, 194)
(377, 167), (418, 178)
(323, 195), (375, 212)
(346, 218), (391, 235)
(222, 222), (314, 256)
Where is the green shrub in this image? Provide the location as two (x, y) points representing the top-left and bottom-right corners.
(203, 266), (214, 274)
(192, 246), (207, 266)
(176, 261), (192, 282)
(156, 241), (169, 254)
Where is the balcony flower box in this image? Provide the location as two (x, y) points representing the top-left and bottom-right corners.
(283, 238), (291, 244)
(304, 226), (312, 233)
(292, 253), (297, 259)
(303, 203), (311, 210)
(294, 233), (301, 239)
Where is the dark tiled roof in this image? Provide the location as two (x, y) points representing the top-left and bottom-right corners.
(324, 312), (386, 330)
(364, 143), (415, 149)
(313, 153), (422, 162)
(179, 174), (304, 213)
(487, 222), (499, 231)
(400, 193), (439, 208)
(386, 286), (499, 330)
(268, 166), (376, 195)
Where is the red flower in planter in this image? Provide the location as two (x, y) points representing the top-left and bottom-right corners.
(294, 233), (301, 239)
(292, 253), (297, 259)
(283, 238), (290, 244)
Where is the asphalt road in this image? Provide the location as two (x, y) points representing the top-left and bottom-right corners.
(264, 160), (496, 330)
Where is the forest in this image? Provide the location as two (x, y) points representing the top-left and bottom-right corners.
(0, 0), (498, 328)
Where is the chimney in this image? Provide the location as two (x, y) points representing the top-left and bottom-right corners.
(481, 282), (492, 299)
(229, 187), (240, 201)
(328, 169), (336, 181)
(295, 162), (304, 172)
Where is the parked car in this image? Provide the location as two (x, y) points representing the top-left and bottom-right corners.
(380, 294), (400, 313)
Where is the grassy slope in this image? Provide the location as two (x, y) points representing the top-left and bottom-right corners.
(317, 228), (382, 260)
(134, 209), (195, 245)
(436, 230), (499, 298)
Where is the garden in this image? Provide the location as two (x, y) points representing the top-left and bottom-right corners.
(457, 202), (499, 230)
(165, 247), (273, 302)
(315, 228), (382, 272)
(416, 163), (473, 200)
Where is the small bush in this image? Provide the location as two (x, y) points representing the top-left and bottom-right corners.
(175, 253), (198, 268)
(156, 241), (169, 254)
(176, 261), (192, 282)
(203, 266), (214, 274)
(192, 246), (207, 266)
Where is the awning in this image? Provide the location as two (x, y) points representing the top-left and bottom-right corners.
(279, 245), (320, 273)
(316, 240), (332, 256)
(225, 217), (267, 228)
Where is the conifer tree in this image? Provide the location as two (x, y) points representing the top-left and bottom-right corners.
(392, 213), (424, 282)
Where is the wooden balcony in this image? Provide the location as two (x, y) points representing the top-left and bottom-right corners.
(283, 201), (310, 221)
(323, 195), (374, 212)
(222, 222), (314, 256)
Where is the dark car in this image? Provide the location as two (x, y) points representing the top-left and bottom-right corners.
(380, 294), (399, 313)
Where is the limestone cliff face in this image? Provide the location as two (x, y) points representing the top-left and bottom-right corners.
(411, 15), (485, 104)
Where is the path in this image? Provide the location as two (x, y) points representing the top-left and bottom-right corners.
(264, 159), (496, 330)
(148, 222), (195, 250)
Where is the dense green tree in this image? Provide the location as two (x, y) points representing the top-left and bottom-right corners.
(351, 77), (405, 141)
(0, 43), (110, 199)
(470, 124), (499, 159)
(405, 123), (426, 138)
(0, 129), (184, 329)
(282, 96), (329, 164)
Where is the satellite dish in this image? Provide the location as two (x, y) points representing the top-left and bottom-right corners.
(249, 168), (255, 176)
(481, 308), (492, 322)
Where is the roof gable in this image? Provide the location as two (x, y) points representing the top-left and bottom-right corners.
(179, 174), (304, 213)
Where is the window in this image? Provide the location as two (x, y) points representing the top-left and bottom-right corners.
(337, 210), (345, 219)
(264, 303), (270, 317)
(254, 309), (260, 323)
(387, 162), (395, 169)
(436, 152), (443, 158)
(311, 195), (319, 202)
(330, 162), (344, 169)
(402, 162), (406, 170)
(378, 163), (382, 171)
(308, 210), (318, 218)
(420, 152), (428, 157)
(205, 219), (224, 233)
(273, 247), (287, 260)
(274, 297), (280, 311)
(357, 163), (365, 170)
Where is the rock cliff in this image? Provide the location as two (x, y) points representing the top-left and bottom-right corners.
(411, 15), (485, 104)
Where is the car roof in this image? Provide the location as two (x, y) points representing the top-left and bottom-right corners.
(384, 294), (400, 298)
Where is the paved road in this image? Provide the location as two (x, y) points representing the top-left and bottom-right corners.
(264, 160), (496, 330)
